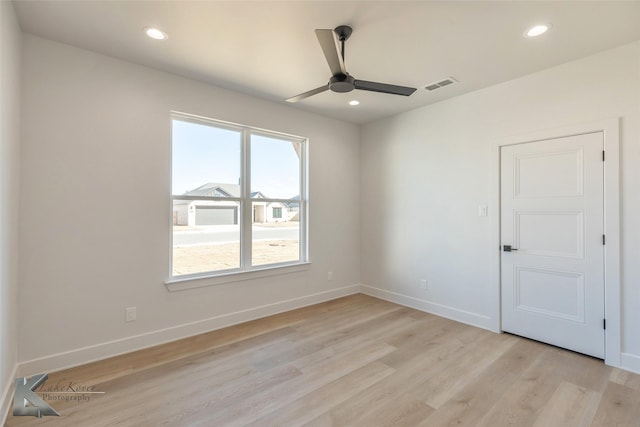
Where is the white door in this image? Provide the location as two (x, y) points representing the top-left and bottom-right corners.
(501, 132), (604, 358)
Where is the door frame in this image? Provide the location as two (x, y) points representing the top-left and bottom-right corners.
(490, 118), (620, 367)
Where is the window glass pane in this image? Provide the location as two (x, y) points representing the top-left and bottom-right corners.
(252, 202), (300, 266)
(172, 200), (240, 275)
(251, 135), (300, 199)
(172, 119), (241, 196)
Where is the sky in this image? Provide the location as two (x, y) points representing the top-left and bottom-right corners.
(172, 119), (300, 199)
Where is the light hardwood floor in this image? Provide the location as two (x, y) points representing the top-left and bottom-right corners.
(5, 294), (640, 426)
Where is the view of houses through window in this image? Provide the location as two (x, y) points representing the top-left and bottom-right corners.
(171, 114), (307, 277)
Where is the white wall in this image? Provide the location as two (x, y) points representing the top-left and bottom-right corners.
(361, 42), (640, 370)
(0, 0), (22, 420)
(18, 35), (361, 372)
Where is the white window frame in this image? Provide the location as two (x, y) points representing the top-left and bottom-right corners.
(167, 112), (309, 290)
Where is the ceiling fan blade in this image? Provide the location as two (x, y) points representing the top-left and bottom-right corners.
(315, 29), (347, 77)
(285, 85), (330, 103)
(354, 80), (417, 96)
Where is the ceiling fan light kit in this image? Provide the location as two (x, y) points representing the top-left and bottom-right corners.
(286, 25), (417, 103)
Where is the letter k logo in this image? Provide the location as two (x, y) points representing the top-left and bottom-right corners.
(13, 374), (60, 417)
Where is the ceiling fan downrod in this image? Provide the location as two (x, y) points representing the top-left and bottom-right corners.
(334, 25), (352, 63)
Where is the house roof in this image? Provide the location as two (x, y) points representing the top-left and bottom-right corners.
(286, 195), (300, 208)
(180, 183), (300, 203)
(184, 183), (240, 198)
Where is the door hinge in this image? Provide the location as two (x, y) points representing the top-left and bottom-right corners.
(603, 319), (606, 330)
(602, 150), (605, 161)
(603, 234), (606, 245)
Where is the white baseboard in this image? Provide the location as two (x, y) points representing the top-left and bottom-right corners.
(18, 284), (360, 377)
(1, 363), (18, 426)
(621, 352), (640, 375)
(360, 284), (495, 331)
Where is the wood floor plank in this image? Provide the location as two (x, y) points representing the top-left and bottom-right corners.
(532, 381), (601, 427)
(5, 294), (640, 427)
(590, 382), (640, 427)
(313, 328), (473, 426)
(417, 338), (548, 427)
(188, 341), (397, 426)
(290, 308), (418, 372)
(379, 314), (468, 368)
(291, 296), (399, 337)
(536, 345), (612, 393)
(416, 331), (519, 409)
(348, 394), (435, 427)
(244, 361), (395, 427)
(609, 367), (640, 391)
(475, 347), (572, 426)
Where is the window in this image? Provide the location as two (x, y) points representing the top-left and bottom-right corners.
(171, 113), (307, 279)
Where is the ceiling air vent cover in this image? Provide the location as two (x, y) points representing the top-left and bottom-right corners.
(425, 77), (458, 91)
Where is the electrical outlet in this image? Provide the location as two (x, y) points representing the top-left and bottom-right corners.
(125, 307), (137, 322)
(327, 271), (333, 281)
(420, 279), (428, 290)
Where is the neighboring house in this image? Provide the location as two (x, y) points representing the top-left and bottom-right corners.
(285, 195), (300, 221)
(173, 183), (297, 226)
(250, 191), (297, 224)
(173, 183), (240, 226)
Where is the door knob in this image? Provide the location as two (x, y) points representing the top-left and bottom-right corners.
(503, 245), (518, 252)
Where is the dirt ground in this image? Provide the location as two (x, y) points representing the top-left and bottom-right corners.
(173, 240), (299, 275)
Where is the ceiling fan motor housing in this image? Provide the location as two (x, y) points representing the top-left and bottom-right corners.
(334, 25), (353, 41)
(329, 74), (355, 93)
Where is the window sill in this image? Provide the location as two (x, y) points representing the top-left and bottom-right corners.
(165, 262), (311, 292)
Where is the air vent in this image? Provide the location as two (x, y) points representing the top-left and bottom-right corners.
(424, 77), (458, 91)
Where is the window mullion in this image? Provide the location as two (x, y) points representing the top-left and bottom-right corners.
(300, 140), (308, 262)
(241, 130), (252, 268)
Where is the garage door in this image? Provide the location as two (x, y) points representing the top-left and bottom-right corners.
(195, 207), (238, 225)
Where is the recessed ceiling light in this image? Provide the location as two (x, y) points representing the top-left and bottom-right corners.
(144, 27), (168, 40)
(525, 24), (550, 38)
(349, 100), (360, 106)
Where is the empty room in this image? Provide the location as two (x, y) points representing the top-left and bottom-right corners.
(2, 1), (640, 425)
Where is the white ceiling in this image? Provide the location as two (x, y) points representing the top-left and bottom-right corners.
(13, 1), (640, 124)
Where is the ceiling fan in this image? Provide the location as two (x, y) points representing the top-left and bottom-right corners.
(286, 25), (417, 103)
